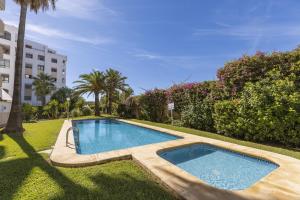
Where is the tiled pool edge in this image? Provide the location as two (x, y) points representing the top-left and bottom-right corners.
(50, 119), (300, 200)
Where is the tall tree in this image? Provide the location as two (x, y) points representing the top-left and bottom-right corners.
(73, 70), (105, 116)
(32, 72), (56, 106)
(120, 86), (134, 103)
(104, 68), (128, 114)
(4, 0), (56, 134)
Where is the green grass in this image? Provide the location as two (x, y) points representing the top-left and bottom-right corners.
(0, 119), (64, 159)
(0, 118), (174, 200)
(130, 119), (300, 160)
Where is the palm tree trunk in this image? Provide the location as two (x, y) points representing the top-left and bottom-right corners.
(4, 4), (27, 134)
(42, 96), (46, 106)
(108, 92), (113, 115)
(105, 92), (108, 113)
(95, 93), (100, 116)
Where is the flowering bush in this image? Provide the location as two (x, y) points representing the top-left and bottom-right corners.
(166, 81), (218, 114)
(217, 48), (300, 97)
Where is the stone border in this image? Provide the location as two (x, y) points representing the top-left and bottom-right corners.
(50, 119), (300, 200)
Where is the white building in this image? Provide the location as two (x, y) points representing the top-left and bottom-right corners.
(0, 23), (67, 106)
(0, 87), (11, 127)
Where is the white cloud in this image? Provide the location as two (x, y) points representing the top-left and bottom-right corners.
(134, 53), (161, 60)
(49, 0), (117, 20)
(26, 24), (113, 45)
(194, 22), (300, 38)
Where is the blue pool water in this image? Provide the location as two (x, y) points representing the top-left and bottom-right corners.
(159, 144), (278, 190)
(73, 119), (180, 154)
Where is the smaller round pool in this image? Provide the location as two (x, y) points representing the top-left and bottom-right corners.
(158, 144), (278, 190)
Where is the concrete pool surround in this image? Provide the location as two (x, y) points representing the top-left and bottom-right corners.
(50, 119), (300, 200)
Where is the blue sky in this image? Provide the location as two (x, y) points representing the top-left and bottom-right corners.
(1, 0), (300, 97)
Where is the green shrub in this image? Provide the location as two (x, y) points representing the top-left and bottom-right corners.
(139, 89), (168, 122)
(71, 108), (82, 118)
(117, 103), (127, 117)
(42, 100), (59, 119)
(22, 103), (38, 122)
(213, 100), (241, 137)
(82, 105), (93, 116)
(181, 98), (215, 132)
(117, 96), (141, 118)
(214, 66), (300, 147)
(238, 70), (300, 146)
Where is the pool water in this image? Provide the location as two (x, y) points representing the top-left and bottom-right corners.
(159, 144), (278, 190)
(73, 119), (180, 154)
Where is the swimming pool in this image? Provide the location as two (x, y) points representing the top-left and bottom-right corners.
(73, 119), (180, 154)
(158, 144), (278, 190)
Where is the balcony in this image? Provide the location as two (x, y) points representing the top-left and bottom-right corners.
(0, 44), (10, 55)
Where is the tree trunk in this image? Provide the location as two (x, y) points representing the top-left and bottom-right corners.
(4, 4), (27, 134)
(94, 92), (100, 116)
(108, 92), (113, 115)
(105, 92), (108, 113)
(42, 96), (46, 106)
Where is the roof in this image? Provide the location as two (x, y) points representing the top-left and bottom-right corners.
(0, 89), (12, 102)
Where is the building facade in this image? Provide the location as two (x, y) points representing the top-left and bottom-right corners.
(0, 0), (4, 57)
(0, 23), (67, 106)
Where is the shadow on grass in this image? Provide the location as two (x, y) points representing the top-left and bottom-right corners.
(0, 146), (5, 159)
(0, 134), (174, 200)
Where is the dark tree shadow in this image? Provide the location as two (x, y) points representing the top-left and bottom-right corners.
(0, 134), (175, 200)
(0, 134), (90, 200)
(0, 145), (5, 159)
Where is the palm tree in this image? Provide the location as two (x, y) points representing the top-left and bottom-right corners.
(104, 68), (128, 114)
(120, 86), (134, 103)
(73, 70), (105, 116)
(32, 72), (56, 106)
(4, 0), (56, 134)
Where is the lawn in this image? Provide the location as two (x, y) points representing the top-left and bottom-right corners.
(0, 119), (174, 200)
(131, 119), (300, 160)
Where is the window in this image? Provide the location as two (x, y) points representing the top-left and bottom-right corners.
(63, 60), (66, 64)
(62, 69), (65, 75)
(62, 78), (65, 83)
(24, 96), (32, 101)
(26, 53), (33, 59)
(0, 31), (11, 40)
(38, 55), (45, 61)
(25, 44), (32, 49)
(51, 58), (58, 63)
(48, 49), (55, 54)
(25, 63), (32, 69)
(38, 65), (44, 72)
(24, 84), (32, 101)
(1, 74), (9, 83)
(51, 68), (57, 72)
(0, 59), (10, 68)
(25, 84), (32, 89)
(25, 64), (33, 79)
(53, 78), (57, 82)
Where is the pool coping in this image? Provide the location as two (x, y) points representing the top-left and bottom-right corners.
(50, 119), (300, 200)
